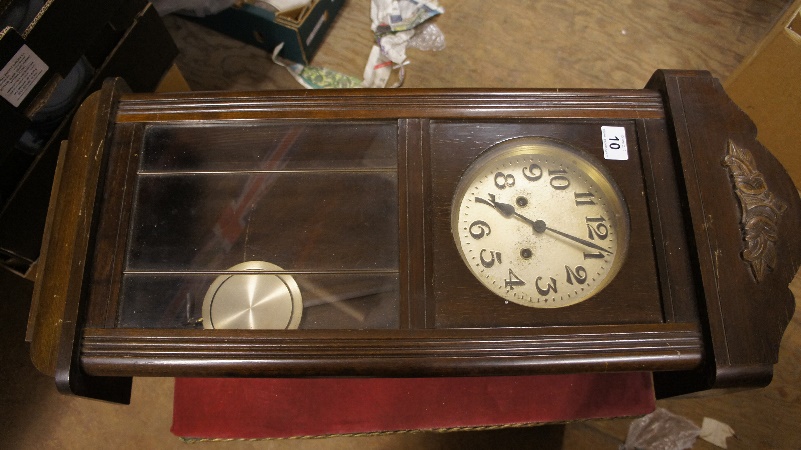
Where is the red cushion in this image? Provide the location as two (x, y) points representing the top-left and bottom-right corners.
(172, 373), (655, 439)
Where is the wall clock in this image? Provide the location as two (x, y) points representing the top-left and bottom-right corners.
(450, 136), (630, 308)
(27, 70), (801, 403)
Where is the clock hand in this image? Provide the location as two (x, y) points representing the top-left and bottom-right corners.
(475, 194), (611, 254)
(477, 195), (571, 236)
(532, 219), (612, 254)
(475, 194), (537, 225)
(475, 194), (514, 217)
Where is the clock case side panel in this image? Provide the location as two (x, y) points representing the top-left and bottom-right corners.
(634, 117), (701, 325)
(83, 118), (144, 331)
(647, 70), (801, 395)
(28, 78), (133, 403)
(399, 118), (432, 329)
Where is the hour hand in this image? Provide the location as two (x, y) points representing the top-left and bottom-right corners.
(476, 194), (540, 228)
(474, 194), (514, 217)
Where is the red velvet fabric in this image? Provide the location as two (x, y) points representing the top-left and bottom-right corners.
(172, 373), (655, 439)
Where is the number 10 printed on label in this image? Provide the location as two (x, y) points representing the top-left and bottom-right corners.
(601, 126), (629, 161)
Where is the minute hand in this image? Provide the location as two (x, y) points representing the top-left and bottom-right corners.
(533, 219), (612, 254)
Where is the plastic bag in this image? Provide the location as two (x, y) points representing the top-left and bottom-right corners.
(622, 408), (701, 450)
(408, 22), (446, 51)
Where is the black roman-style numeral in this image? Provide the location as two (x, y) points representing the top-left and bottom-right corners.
(574, 192), (595, 206)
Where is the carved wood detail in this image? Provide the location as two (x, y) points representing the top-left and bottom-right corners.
(723, 140), (788, 282)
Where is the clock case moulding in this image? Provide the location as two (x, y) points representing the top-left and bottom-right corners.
(26, 70), (801, 403)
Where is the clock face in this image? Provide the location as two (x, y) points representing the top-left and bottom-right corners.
(451, 137), (630, 308)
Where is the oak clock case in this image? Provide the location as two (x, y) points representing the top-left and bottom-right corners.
(28, 71), (801, 403)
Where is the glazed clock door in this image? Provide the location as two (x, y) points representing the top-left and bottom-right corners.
(112, 120), (403, 331)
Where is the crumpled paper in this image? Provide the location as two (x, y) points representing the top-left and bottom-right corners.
(699, 417), (736, 448)
(273, 0), (445, 89)
(371, 0), (443, 33)
(363, 0), (445, 88)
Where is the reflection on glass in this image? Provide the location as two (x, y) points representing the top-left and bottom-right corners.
(119, 273), (399, 329)
(118, 121), (399, 330)
(127, 172), (398, 272)
(141, 121), (397, 172)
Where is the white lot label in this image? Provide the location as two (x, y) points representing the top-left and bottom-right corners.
(0, 45), (48, 108)
(601, 126), (629, 160)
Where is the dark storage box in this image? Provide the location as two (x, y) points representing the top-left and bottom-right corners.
(186, 0), (344, 65)
(0, 0), (178, 275)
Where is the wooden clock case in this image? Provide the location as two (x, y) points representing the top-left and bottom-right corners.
(28, 70), (801, 403)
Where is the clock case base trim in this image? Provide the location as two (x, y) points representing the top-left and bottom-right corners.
(79, 325), (704, 378)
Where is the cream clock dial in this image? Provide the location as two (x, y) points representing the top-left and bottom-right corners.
(451, 137), (630, 308)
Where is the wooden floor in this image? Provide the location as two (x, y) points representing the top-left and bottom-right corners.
(2, 0), (799, 448)
(167, 0), (788, 91)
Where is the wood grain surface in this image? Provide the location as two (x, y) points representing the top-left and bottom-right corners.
(165, 0), (789, 90)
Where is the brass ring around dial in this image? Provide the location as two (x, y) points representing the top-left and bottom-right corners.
(202, 261), (302, 330)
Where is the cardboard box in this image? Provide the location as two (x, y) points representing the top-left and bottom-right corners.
(186, 0), (344, 65)
(725, 0), (801, 188)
